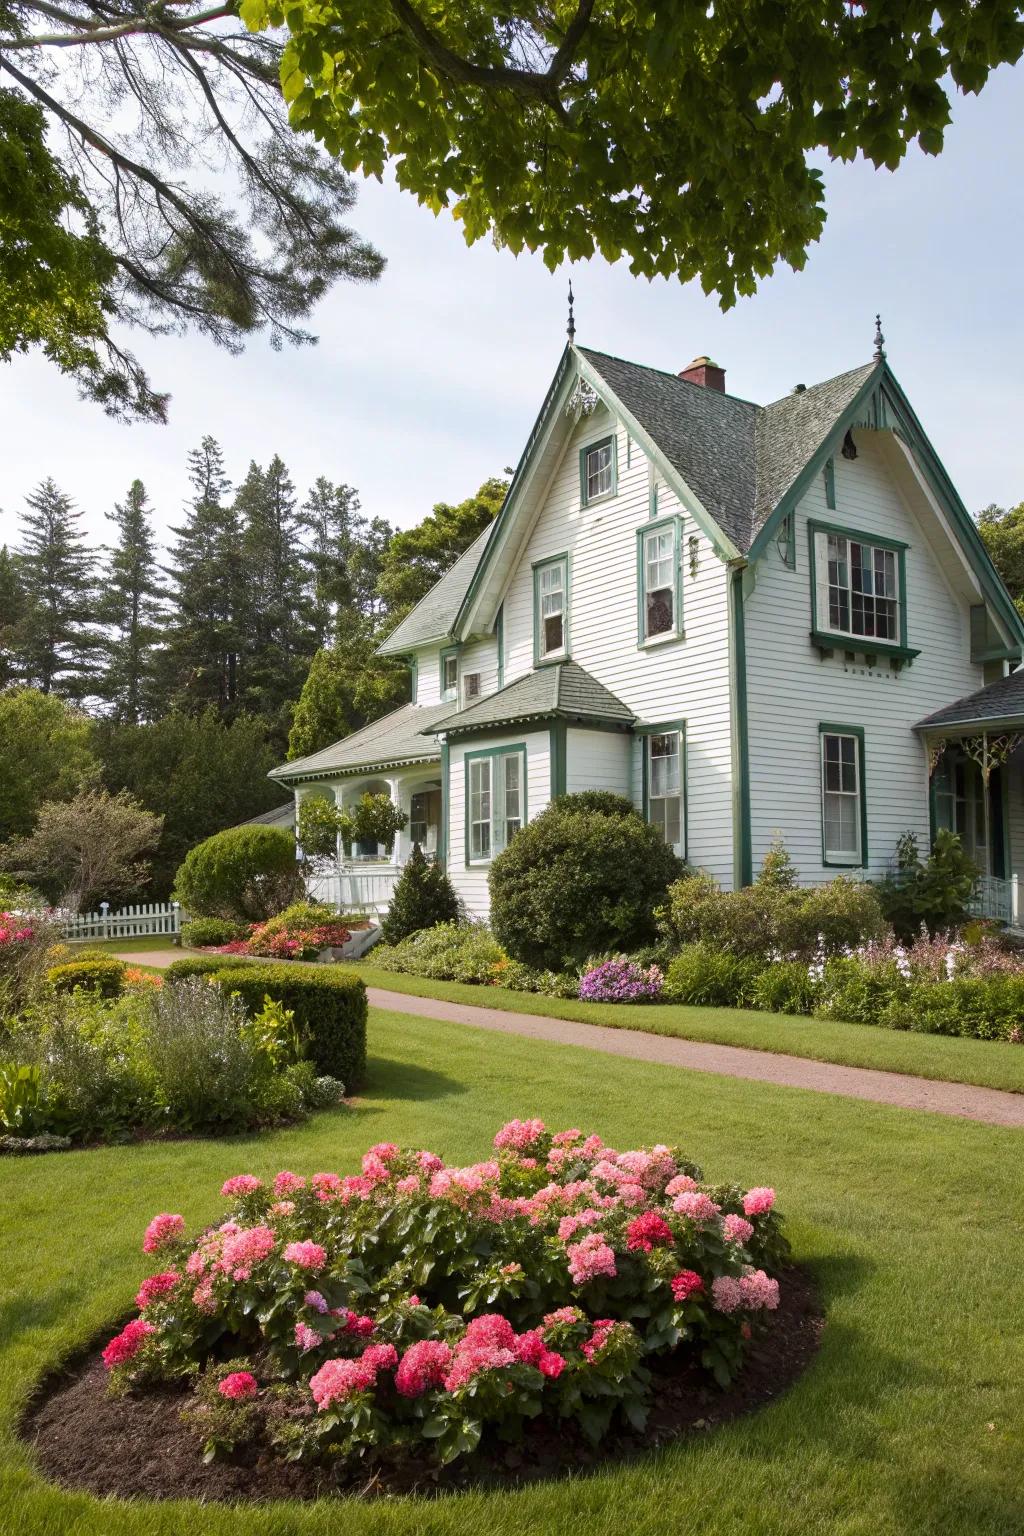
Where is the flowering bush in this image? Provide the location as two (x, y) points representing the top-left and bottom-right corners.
(0, 908), (60, 1017)
(579, 958), (664, 1003)
(107, 1119), (788, 1470)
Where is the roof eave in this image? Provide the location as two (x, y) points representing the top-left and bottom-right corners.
(270, 750), (442, 786)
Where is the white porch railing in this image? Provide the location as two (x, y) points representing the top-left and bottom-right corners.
(306, 866), (401, 916)
(967, 875), (1020, 927)
(61, 901), (184, 941)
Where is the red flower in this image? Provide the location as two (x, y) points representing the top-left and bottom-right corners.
(625, 1211), (674, 1253)
(670, 1269), (705, 1303)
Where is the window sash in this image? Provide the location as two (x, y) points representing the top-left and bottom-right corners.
(468, 758), (491, 860)
(586, 441), (613, 500)
(821, 732), (862, 862)
(818, 531), (899, 642)
(647, 731), (683, 851)
(467, 750), (525, 862)
(643, 526), (676, 638)
(441, 651), (458, 696)
(537, 560), (567, 657)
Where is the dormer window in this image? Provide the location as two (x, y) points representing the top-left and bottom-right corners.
(579, 434), (616, 506)
(533, 554), (570, 664)
(810, 522), (907, 648)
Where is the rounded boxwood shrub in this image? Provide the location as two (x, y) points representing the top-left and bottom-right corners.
(173, 825), (304, 923)
(165, 955), (253, 983)
(47, 956), (127, 998)
(104, 1117), (788, 1473)
(379, 844), (460, 946)
(489, 793), (682, 969)
(181, 917), (248, 948)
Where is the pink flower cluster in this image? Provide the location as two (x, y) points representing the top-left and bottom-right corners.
(135, 1271), (179, 1310)
(670, 1269), (704, 1303)
(441, 1314), (564, 1392)
(710, 1270), (780, 1314)
(218, 1370), (259, 1400)
(493, 1118), (546, 1151)
(102, 1319), (156, 1369)
(309, 1344), (398, 1408)
(142, 1213), (185, 1254)
(283, 1240), (327, 1272)
(722, 1214), (755, 1245)
(0, 916), (35, 945)
(672, 1191), (721, 1221)
(221, 1175), (263, 1197)
(395, 1339), (453, 1397)
(567, 1232), (617, 1285)
(742, 1187), (776, 1217)
(625, 1211), (674, 1253)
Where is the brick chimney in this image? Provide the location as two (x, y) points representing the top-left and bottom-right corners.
(679, 355), (725, 392)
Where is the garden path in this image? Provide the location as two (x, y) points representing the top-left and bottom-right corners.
(117, 950), (1024, 1129)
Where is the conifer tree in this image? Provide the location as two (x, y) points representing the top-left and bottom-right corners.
(16, 478), (97, 695)
(299, 477), (393, 641)
(287, 610), (409, 760)
(236, 455), (312, 717)
(96, 479), (166, 722)
(0, 546), (27, 688)
(379, 841), (459, 945)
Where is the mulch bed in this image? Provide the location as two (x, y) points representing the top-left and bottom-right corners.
(21, 1265), (822, 1503)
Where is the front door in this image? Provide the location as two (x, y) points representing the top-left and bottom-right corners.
(932, 754), (1005, 878)
(409, 790), (441, 855)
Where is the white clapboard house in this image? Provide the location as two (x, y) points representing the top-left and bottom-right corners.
(271, 328), (1024, 925)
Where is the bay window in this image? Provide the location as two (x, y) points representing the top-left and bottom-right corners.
(810, 522), (909, 651)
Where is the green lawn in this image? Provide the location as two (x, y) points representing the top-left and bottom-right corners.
(351, 965), (1024, 1096)
(2, 1005), (1022, 1535)
(70, 936), (181, 954)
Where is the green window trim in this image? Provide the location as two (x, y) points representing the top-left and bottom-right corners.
(823, 456), (836, 511)
(532, 552), (571, 666)
(439, 739), (450, 870)
(549, 721), (567, 799)
(637, 720), (687, 859)
(818, 722), (868, 869)
(463, 743), (528, 867)
(579, 433), (618, 507)
(807, 518), (913, 659)
(408, 655), (418, 704)
(636, 514), (684, 647)
(439, 645), (459, 702)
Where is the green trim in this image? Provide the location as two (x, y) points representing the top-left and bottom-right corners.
(408, 655), (418, 704)
(579, 433), (618, 508)
(729, 568), (752, 888)
(532, 552), (571, 666)
(439, 740), (450, 870)
(807, 518), (913, 657)
(823, 456), (836, 511)
(439, 645), (459, 702)
(818, 723), (868, 869)
(636, 514), (684, 647)
(495, 604), (504, 690)
(637, 721), (687, 859)
(549, 721), (567, 799)
(463, 743), (528, 867)
(649, 480), (659, 520)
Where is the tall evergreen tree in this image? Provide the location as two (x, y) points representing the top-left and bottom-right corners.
(160, 437), (243, 713)
(236, 454), (313, 719)
(0, 546), (27, 689)
(16, 478), (97, 695)
(299, 477), (393, 641)
(287, 611), (409, 760)
(96, 480), (167, 722)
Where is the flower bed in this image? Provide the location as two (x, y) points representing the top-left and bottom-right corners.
(92, 1119), (793, 1480)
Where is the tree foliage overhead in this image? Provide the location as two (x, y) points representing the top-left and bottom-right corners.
(977, 502), (1024, 619)
(0, 0), (384, 419)
(239, 0), (1024, 304)
(375, 476), (507, 626)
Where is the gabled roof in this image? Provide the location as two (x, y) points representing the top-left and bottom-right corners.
(243, 801), (295, 830)
(270, 702), (448, 784)
(377, 524), (495, 655)
(427, 661), (635, 739)
(916, 669), (1024, 733)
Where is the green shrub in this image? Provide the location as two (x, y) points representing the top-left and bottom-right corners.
(371, 922), (506, 984)
(797, 879), (889, 956)
(252, 901), (333, 937)
(181, 917), (248, 948)
(756, 837), (798, 890)
(0, 1063), (51, 1135)
(489, 793), (682, 969)
(663, 943), (759, 1007)
(881, 975), (1024, 1041)
(658, 872), (887, 962)
(745, 962), (820, 1016)
(144, 980), (270, 1133)
(26, 990), (156, 1138)
(379, 844), (460, 945)
(208, 964), (367, 1088)
(815, 956), (910, 1026)
(173, 825), (303, 923)
(165, 955), (252, 983)
(497, 958), (582, 998)
(47, 956), (127, 998)
(876, 829), (979, 939)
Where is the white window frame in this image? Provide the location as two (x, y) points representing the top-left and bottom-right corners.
(637, 516), (682, 645)
(465, 747), (526, 865)
(462, 671), (482, 705)
(819, 728), (865, 867)
(533, 554), (569, 663)
(440, 647), (459, 702)
(811, 525), (904, 647)
(644, 727), (685, 856)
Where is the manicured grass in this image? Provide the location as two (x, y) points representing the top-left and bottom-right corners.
(351, 964), (1024, 1095)
(2, 1005), (1022, 1535)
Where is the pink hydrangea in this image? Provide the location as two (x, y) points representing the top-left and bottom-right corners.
(557, 1209), (604, 1242)
(711, 1276), (744, 1313)
(192, 1277), (216, 1313)
(567, 1232), (617, 1285)
(395, 1339), (453, 1397)
(538, 1349), (565, 1377)
(295, 1322), (321, 1352)
(443, 1341), (517, 1392)
(665, 1174), (698, 1197)
(743, 1187), (776, 1217)
(722, 1214), (755, 1245)
(625, 1211), (674, 1253)
(463, 1314), (517, 1351)
(418, 1150), (444, 1173)
(135, 1271), (179, 1310)
(395, 1175), (421, 1194)
(218, 1370), (258, 1400)
(670, 1269), (705, 1303)
(309, 1356), (376, 1408)
(493, 1118), (546, 1151)
(551, 1128), (583, 1147)
(142, 1213), (185, 1254)
(513, 1327), (546, 1364)
(273, 1171), (306, 1196)
(581, 1318), (616, 1360)
(543, 1306), (583, 1328)
(283, 1240), (327, 1272)
(672, 1191), (721, 1221)
(311, 1172), (344, 1200)
(365, 1142), (400, 1164)
(740, 1270), (780, 1310)
(102, 1319), (156, 1369)
(362, 1342), (399, 1373)
(220, 1224), (276, 1278)
(220, 1175), (262, 1197)
(344, 1313), (375, 1337)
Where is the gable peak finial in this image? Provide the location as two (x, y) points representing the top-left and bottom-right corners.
(567, 280), (576, 343)
(873, 313), (886, 363)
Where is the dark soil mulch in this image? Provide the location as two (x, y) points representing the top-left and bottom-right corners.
(21, 1265), (822, 1503)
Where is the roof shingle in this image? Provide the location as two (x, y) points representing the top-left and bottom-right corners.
(427, 661), (634, 737)
(915, 670), (1024, 731)
(270, 702), (448, 782)
(377, 525), (495, 655)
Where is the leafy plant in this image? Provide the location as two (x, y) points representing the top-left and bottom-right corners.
(0, 1063), (51, 1135)
(379, 844), (460, 946)
(876, 829), (979, 940)
(371, 922), (506, 985)
(181, 917), (249, 948)
(663, 944), (758, 1008)
(173, 825), (304, 923)
(47, 956), (127, 999)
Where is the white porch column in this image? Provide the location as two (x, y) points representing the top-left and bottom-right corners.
(387, 776), (402, 865)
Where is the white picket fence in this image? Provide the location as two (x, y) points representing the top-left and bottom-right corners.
(61, 901), (184, 941)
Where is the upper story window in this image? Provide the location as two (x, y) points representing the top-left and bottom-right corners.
(636, 516), (683, 645)
(533, 554), (569, 663)
(643, 726), (685, 856)
(462, 671), (481, 705)
(809, 522), (909, 653)
(440, 646), (459, 702)
(466, 746), (526, 864)
(820, 725), (866, 866)
(579, 434), (617, 507)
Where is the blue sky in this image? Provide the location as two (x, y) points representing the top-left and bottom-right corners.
(1, 64), (1022, 551)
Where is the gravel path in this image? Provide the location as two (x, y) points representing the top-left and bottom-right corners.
(118, 951), (1024, 1129)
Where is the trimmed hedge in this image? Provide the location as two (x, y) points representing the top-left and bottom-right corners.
(165, 956), (367, 1089)
(181, 917), (248, 948)
(47, 956), (127, 998)
(173, 824), (303, 922)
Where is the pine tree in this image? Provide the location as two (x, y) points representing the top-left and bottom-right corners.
(287, 611), (409, 760)
(379, 842), (459, 944)
(0, 545), (27, 688)
(160, 437), (243, 713)
(17, 478), (97, 695)
(96, 479), (167, 722)
(236, 455), (313, 718)
(299, 477), (392, 641)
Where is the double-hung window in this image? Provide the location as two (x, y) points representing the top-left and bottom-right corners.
(643, 727), (685, 855)
(440, 647), (459, 702)
(819, 726), (866, 866)
(579, 435), (616, 506)
(466, 747), (526, 864)
(810, 523), (907, 649)
(637, 517), (682, 644)
(533, 554), (569, 663)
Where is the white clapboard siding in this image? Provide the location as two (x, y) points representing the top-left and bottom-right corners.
(61, 901), (183, 940)
(447, 729), (550, 919)
(565, 728), (631, 795)
(744, 431), (987, 883)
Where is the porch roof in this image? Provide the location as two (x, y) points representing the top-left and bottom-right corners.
(915, 668), (1024, 734)
(426, 661), (635, 739)
(269, 702), (448, 785)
